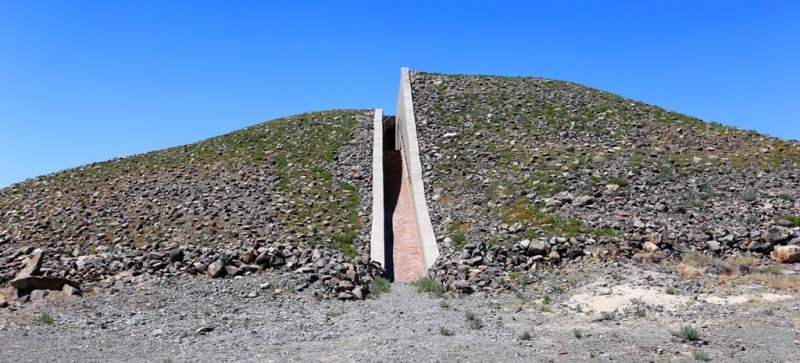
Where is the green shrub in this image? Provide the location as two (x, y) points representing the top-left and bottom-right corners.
(410, 277), (446, 298)
(40, 313), (54, 325)
(368, 277), (391, 299)
(672, 325), (700, 341)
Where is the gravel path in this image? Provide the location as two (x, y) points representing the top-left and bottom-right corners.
(2, 261), (798, 362)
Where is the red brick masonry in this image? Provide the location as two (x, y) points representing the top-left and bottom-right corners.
(384, 151), (425, 282)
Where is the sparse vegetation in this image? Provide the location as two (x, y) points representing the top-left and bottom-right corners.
(692, 349), (711, 361)
(40, 313), (54, 325)
(439, 327), (454, 336)
(601, 311), (616, 321)
(411, 277), (447, 298)
(368, 277), (391, 299)
(518, 331), (532, 340)
(672, 325), (701, 341)
(465, 311), (483, 330)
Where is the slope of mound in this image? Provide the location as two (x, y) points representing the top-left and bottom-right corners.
(0, 110), (380, 299)
(410, 71), (800, 291)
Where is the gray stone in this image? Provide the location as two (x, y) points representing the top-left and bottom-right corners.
(207, 260), (226, 278)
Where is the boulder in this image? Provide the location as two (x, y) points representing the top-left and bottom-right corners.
(770, 245), (800, 263)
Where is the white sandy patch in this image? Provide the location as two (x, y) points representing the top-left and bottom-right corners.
(569, 283), (793, 313)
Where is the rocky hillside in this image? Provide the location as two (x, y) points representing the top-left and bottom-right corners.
(0, 110), (381, 301)
(410, 71), (800, 292)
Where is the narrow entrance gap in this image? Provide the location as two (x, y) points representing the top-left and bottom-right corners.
(382, 116), (398, 281)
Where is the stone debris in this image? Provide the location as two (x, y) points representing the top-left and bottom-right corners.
(410, 71), (800, 293)
(8, 249), (82, 301)
(0, 111), (383, 305)
(771, 245), (800, 263)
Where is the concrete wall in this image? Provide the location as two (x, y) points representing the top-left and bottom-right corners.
(369, 109), (385, 267)
(396, 67), (440, 270)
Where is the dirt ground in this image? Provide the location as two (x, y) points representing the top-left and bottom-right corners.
(1, 258), (798, 363)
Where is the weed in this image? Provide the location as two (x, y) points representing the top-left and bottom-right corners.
(439, 327), (454, 336)
(574, 304), (583, 313)
(589, 351), (598, 358)
(573, 328), (583, 338)
(40, 313), (54, 325)
(334, 228), (357, 258)
(465, 311), (483, 329)
(778, 193), (795, 201)
(439, 300), (451, 309)
(742, 190), (757, 202)
(672, 325), (700, 341)
(781, 215), (800, 227)
(542, 294), (551, 304)
(451, 233), (467, 250)
(553, 285), (565, 294)
(368, 277), (391, 299)
(634, 306), (646, 318)
(692, 349), (711, 361)
(328, 310), (346, 318)
(601, 311), (616, 320)
(608, 177), (627, 187)
(518, 331), (532, 340)
(762, 307), (774, 316)
(411, 277), (447, 298)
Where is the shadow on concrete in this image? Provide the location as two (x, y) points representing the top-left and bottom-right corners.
(383, 121), (399, 281)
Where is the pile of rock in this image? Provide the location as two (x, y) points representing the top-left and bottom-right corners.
(0, 110), (381, 304)
(410, 71), (800, 293)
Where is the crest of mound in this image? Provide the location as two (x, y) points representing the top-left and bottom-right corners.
(0, 110), (377, 295)
(410, 71), (799, 290)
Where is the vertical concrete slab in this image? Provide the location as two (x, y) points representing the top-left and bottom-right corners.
(396, 67), (440, 271)
(370, 109), (385, 267)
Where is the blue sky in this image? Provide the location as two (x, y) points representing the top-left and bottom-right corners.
(1, 1), (798, 187)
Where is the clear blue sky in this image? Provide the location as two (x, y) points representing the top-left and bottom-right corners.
(1, 1), (798, 187)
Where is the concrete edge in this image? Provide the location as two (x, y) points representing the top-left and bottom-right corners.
(369, 109), (385, 268)
(397, 67), (440, 271)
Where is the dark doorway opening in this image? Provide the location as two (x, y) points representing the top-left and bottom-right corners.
(382, 115), (399, 281)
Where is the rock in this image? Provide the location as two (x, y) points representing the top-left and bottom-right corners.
(337, 292), (354, 300)
(770, 245), (800, 263)
(764, 227), (790, 243)
(29, 290), (47, 301)
(225, 265), (240, 276)
(62, 284), (82, 296)
(151, 329), (163, 337)
(527, 240), (548, 256)
(195, 326), (214, 335)
(450, 280), (471, 292)
(169, 249), (184, 262)
(241, 252), (256, 264)
(11, 276), (81, 295)
(573, 195), (594, 206)
(207, 260), (226, 278)
(706, 240), (721, 252)
(547, 250), (561, 262)
(352, 286), (364, 300)
(193, 262), (207, 272)
(643, 241), (660, 253)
